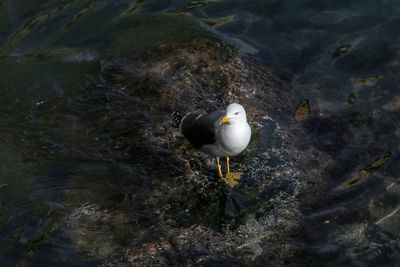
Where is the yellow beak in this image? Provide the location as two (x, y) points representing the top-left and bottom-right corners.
(220, 116), (230, 125)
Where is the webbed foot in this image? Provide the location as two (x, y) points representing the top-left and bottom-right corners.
(221, 172), (241, 187)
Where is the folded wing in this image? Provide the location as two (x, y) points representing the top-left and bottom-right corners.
(180, 110), (224, 148)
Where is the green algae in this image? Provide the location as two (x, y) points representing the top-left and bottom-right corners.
(108, 14), (232, 58)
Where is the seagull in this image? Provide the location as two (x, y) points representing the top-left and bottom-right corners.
(172, 103), (251, 187)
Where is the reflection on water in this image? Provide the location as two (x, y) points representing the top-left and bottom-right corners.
(0, 0), (400, 266)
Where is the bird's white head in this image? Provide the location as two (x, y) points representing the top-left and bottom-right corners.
(220, 103), (247, 125)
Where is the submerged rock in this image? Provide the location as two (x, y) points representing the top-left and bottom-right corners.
(23, 12), (395, 265)
(294, 99), (311, 122)
(36, 22), (326, 266)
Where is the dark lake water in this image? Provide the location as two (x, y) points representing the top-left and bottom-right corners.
(1, 0), (400, 266)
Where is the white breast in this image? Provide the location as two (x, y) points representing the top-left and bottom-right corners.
(218, 122), (251, 156)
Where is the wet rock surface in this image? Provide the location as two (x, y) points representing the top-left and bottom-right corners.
(57, 39), (346, 266)
(19, 37), (329, 265)
(1, 5), (400, 266)
(74, 43), (316, 266)
(6, 27), (398, 267)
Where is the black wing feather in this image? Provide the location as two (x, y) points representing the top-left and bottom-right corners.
(180, 110), (223, 148)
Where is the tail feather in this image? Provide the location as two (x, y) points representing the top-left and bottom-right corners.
(171, 111), (183, 128)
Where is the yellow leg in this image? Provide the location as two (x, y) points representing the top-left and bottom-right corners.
(223, 157), (241, 187)
(216, 158), (223, 178)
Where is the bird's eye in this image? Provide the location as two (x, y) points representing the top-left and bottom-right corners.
(234, 112), (239, 115)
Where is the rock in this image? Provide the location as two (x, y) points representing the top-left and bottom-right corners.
(294, 99), (311, 122)
(54, 25), (321, 266)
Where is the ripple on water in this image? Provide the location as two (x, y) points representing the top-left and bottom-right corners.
(1, 0), (400, 266)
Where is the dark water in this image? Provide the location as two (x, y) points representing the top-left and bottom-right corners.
(1, 0), (400, 266)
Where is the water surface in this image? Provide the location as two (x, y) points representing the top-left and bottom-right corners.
(1, 0), (400, 266)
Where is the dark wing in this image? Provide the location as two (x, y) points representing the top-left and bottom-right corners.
(180, 109), (224, 148)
